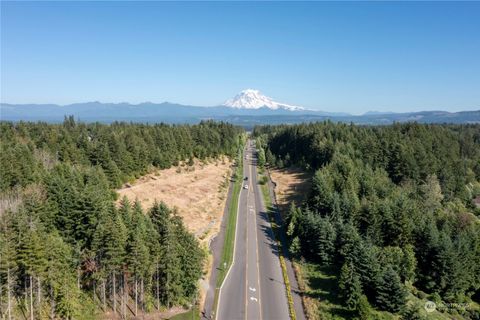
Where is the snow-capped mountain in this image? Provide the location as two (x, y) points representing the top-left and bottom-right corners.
(2, 101), (478, 125)
(223, 89), (304, 111)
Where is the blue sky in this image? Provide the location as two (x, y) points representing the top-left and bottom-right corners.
(1, 1), (479, 114)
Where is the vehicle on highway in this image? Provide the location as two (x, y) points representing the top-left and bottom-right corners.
(243, 184), (249, 189)
(244, 177), (248, 180)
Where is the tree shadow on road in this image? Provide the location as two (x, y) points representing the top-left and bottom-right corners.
(258, 209), (281, 258)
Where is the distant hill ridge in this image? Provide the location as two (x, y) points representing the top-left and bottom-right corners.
(1, 98), (479, 126)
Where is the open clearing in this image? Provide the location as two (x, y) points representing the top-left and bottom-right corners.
(117, 157), (233, 243)
(269, 166), (311, 215)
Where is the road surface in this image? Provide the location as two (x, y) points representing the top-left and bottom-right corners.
(216, 139), (290, 320)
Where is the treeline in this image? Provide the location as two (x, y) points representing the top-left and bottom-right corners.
(254, 122), (480, 318)
(0, 118), (243, 319)
(1, 117), (243, 191)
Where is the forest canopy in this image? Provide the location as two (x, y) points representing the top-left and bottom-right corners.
(254, 122), (480, 318)
(0, 118), (243, 319)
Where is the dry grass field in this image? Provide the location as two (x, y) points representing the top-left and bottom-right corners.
(117, 157), (233, 243)
(269, 166), (311, 215)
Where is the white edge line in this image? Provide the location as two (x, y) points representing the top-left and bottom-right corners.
(258, 165), (291, 314)
(216, 144), (246, 320)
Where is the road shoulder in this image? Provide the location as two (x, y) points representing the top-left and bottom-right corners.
(264, 167), (308, 320)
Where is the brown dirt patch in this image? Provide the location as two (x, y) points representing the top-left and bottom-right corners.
(269, 167), (312, 215)
(101, 306), (187, 320)
(117, 157), (233, 244)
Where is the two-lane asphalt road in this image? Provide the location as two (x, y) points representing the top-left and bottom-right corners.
(217, 140), (289, 320)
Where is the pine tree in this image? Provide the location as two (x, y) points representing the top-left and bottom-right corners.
(337, 222), (362, 266)
(0, 220), (17, 320)
(309, 170), (334, 214)
(126, 210), (150, 315)
(118, 196), (133, 230)
(265, 148), (275, 165)
(93, 205), (127, 314)
(47, 231), (96, 319)
(289, 236), (301, 258)
(286, 202), (300, 237)
(420, 174), (444, 213)
(103, 160), (123, 188)
(338, 262), (362, 310)
(298, 211), (336, 265)
(356, 242), (381, 301)
(257, 147), (266, 167)
(401, 244), (417, 283)
(375, 266), (407, 313)
(150, 201), (171, 239)
(160, 218), (182, 307)
(16, 223), (48, 319)
(173, 215), (203, 300)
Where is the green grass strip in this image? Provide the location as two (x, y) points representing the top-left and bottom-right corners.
(169, 307), (201, 320)
(216, 167), (242, 287)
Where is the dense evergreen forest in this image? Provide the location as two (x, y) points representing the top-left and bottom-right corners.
(254, 122), (480, 319)
(0, 118), (243, 319)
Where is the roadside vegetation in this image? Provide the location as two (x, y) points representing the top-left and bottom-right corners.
(254, 122), (480, 319)
(0, 118), (243, 319)
(169, 306), (201, 320)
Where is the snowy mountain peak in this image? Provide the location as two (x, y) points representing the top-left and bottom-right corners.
(223, 89), (303, 111)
